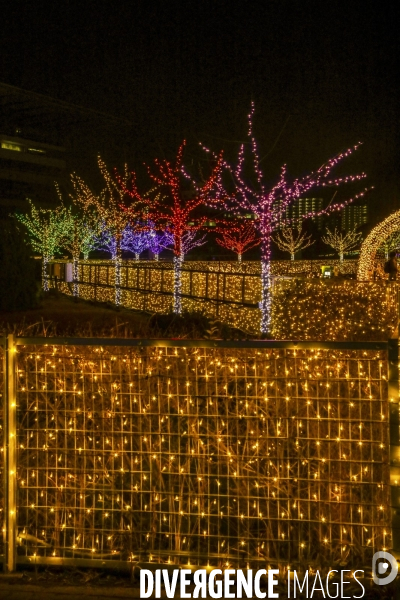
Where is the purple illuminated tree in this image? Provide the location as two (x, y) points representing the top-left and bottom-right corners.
(146, 222), (174, 260)
(204, 103), (370, 333)
(121, 224), (150, 260)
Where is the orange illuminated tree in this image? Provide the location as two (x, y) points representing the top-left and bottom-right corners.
(70, 157), (146, 305)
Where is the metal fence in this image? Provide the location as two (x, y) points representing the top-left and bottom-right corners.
(1, 336), (399, 573)
(48, 260), (399, 338)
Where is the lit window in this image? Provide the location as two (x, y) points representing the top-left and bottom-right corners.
(28, 148), (46, 155)
(1, 141), (23, 152)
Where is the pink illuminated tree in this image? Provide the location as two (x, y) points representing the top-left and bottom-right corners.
(216, 221), (260, 261)
(204, 103), (371, 333)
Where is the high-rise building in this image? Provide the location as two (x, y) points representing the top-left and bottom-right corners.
(0, 132), (66, 208)
(0, 81), (132, 210)
(341, 204), (368, 231)
(276, 197), (324, 229)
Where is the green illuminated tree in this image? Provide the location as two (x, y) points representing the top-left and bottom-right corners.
(55, 185), (101, 297)
(377, 230), (400, 260)
(15, 200), (71, 291)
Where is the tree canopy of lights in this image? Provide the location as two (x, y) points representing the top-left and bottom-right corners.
(143, 141), (223, 313)
(322, 227), (362, 262)
(15, 199), (71, 292)
(216, 221), (260, 261)
(203, 103), (370, 333)
(358, 208), (400, 280)
(70, 157), (146, 305)
(272, 227), (314, 260)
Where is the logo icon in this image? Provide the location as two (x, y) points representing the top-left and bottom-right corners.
(372, 551), (398, 585)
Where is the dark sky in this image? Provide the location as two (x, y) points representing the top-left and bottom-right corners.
(0, 1), (398, 222)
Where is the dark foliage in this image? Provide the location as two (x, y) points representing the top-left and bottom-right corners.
(0, 216), (40, 311)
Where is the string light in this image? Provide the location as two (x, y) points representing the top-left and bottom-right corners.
(15, 342), (390, 569)
(321, 227), (362, 262)
(272, 227), (314, 260)
(202, 102), (371, 333)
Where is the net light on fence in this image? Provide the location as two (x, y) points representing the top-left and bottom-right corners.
(1, 341), (388, 570)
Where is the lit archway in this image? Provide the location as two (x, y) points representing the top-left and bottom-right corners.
(358, 209), (400, 280)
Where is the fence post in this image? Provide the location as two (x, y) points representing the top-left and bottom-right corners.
(3, 334), (17, 572)
(388, 337), (400, 554)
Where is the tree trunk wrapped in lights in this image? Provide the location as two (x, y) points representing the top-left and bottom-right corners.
(272, 227), (314, 260)
(141, 141), (223, 314)
(322, 227), (362, 262)
(71, 158), (146, 305)
(203, 103), (370, 334)
(216, 221), (260, 261)
(15, 200), (71, 292)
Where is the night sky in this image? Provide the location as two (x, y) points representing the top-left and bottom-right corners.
(0, 1), (398, 223)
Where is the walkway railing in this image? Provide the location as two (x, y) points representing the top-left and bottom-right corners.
(1, 336), (399, 573)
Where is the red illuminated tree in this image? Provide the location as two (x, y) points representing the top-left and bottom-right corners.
(145, 141), (223, 313)
(216, 221), (260, 261)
